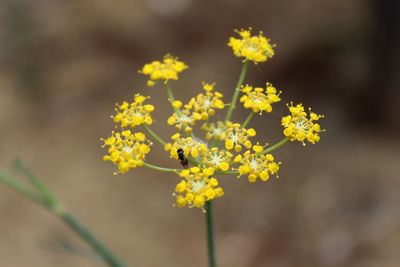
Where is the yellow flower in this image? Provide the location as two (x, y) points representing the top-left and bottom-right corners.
(203, 147), (233, 171)
(164, 134), (208, 162)
(167, 108), (199, 133)
(235, 147), (280, 182)
(240, 83), (281, 114)
(228, 28), (275, 63)
(186, 82), (225, 119)
(101, 130), (152, 174)
(112, 94), (154, 128)
(174, 167), (224, 210)
(224, 122), (255, 152)
(281, 103), (324, 145)
(140, 54), (188, 86)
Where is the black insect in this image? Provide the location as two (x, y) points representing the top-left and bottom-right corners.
(177, 148), (189, 167)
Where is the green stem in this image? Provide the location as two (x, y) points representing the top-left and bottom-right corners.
(0, 170), (45, 205)
(61, 213), (126, 267)
(216, 170), (238, 175)
(205, 201), (217, 267)
(224, 61), (249, 123)
(242, 112), (254, 128)
(144, 125), (166, 146)
(165, 83), (179, 113)
(262, 137), (289, 155)
(143, 162), (179, 173)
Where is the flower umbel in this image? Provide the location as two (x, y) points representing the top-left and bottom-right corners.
(101, 26), (325, 211)
(240, 83), (281, 114)
(165, 133), (208, 161)
(224, 121), (256, 152)
(228, 28), (275, 63)
(174, 167), (224, 210)
(281, 103), (325, 145)
(112, 94), (154, 128)
(187, 82), (225, 119)
(140, 54), (188, 86)
(102, 130), (152, 175)
(235, 145), (280, 182)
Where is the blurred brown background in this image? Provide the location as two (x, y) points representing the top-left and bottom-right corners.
(0, 0), (399, 266)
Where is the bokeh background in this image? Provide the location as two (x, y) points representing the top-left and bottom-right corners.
(0, 0), (399, 266)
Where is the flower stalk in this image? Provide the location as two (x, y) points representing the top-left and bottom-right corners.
(242, 112), (254, 128)
(205, 201), (217, 267)
(224, 61), (249, 123)
(0, 161), (126, 267)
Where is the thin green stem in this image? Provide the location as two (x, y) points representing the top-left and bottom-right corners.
(165, 83), (179, 113)
(143, 162), (179, 173)
(61, 213), (126, 267)
(0, 170), (45, 205)
(205, 201), (217, 267)
(144, 125), (166, 146)
(242, 112), (255, 128)
(216, 170), (238, 175)
(0, 167), (125, 267)
(224, 61), (249, 123)
(262, 137), (289, 155)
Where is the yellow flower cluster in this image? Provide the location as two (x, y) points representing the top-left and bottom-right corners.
(167, 82), (225, 133)
(223, 122), (256, 152)
(165, 133), (208, 161)
(240, 83), (281, 114)
(281, 103), (324, 145)
(140, 54), (188, 86)
(102, 130), (152, 174)
(112, 94), (155, 128)
(228, 28), (275, 63)
(234, 144), (280, 182)
(203, 147), (233, 172)
(101, 27), (325, 211)
(174, 167), (224, 210)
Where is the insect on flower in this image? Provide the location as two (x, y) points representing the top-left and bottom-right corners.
(177, 148), (189, 167)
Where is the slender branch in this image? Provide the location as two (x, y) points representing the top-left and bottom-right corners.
(144, 125), (166, 146)
(0, 170), (45, 205)
(224, 61), (249, 123)
(0, 165), (126, 267)
(205, 201), (217, 267)
(61, 213), (126, 267)
(262, 137), (289, 155)
(165, 83), (179, 114)
(143, 162), (179, 173)
(242, 112), (254, 128)
(216, 170), (238, 175)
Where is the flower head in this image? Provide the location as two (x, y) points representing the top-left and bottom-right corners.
(140, 54), (188, 86)
(112, 94), (154, 128)
(164, 133), (208, 161)
(202, 147), (233, 171)
(167, 108), (199, 133)
(228, 28), (275, 63)
(240, 83), (281, 114)
(281, 103), (325, 145)
(101, 130), (152, 174)
(224, 122), (256, 152)
(187, 82), (225, 119)
(174, 167), (224, 210)
(234, 145), (280, 182)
